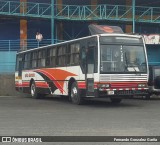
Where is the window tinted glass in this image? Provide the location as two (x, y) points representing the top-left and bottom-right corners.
(100, 44), (147, 73)
(154, 69), (160, 77)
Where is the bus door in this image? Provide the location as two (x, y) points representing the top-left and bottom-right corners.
(17, 56), (23, 91)
(86, 46), (95, 96)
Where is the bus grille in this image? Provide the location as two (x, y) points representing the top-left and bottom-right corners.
(100, 74), (148, 82)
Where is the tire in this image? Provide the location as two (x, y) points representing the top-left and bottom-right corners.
(143, 94), (151, 100)
(110, 98), (122, 104)
(30, 81), (43, 99)
(155, 76), (160, 89)
(70, 82), (83, 105)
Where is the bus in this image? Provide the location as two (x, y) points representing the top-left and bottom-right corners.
(15, 33), (149, 104)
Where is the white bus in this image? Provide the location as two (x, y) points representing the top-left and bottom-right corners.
(15, 33), (149, 104)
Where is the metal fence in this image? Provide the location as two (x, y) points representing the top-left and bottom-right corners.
(0, 39), (63, 73)
(0, 39), (63, 51)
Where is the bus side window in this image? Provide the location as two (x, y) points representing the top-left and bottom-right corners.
(80, 46), (87, 73)
(41, 50), (46, 67)
(46, 47), (56, 67)
(51, 47), (56, 67)
(24, 53), (31, 69)
(23, 54), (27, 69)
(66, 45), (71, 65)
(70, 43), (80, 65)
(31, 51), (37, 68)
(87, 46), (95, 74)
(16, 55), (23, 76)
(62, 46), (66, 66)
(38, 49), (45, 67)
(57, 46), (66, 66)
(46, 48), (51, 66)
(74, 43), (80, 64)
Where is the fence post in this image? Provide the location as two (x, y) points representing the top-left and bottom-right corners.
(51, 0), (55, 44)
(132, 0), (135, 33)
(8, 1), (10, 14)
(9, 40), (11, 51)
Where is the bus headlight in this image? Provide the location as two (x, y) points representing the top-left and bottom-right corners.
(138, 84), (146, 87)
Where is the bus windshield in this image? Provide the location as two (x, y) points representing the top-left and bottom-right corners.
(100, 44), (147, 73)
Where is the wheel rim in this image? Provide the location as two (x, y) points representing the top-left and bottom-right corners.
(31, 83), (35, 97)
(71, 86), (78, 102)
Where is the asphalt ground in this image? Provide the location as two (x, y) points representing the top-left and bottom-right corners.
(0, 95), (160, 145)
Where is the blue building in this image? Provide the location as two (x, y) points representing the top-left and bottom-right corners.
(0, 0), (160, 73)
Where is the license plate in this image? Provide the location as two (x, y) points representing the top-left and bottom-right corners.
(108, 91), (114, 95)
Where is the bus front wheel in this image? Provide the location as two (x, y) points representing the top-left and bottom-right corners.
(30, 81), (43, 99)
(70, 82), (83, 105)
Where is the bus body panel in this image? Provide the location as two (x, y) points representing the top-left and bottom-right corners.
(15, 33), (149, 99)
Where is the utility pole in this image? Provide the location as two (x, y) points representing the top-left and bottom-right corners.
(132, 0), (135, 33)
(51, 0), (54, 44)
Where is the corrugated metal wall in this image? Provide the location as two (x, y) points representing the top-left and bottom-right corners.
(0, 52), (17, 73)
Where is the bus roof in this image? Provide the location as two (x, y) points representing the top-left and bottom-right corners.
(17, 33), (142, 54)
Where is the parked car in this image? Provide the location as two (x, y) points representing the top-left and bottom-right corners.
(145, 65), (160, 99)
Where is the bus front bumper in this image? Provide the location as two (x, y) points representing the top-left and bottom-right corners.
(98, 89), (148, 97)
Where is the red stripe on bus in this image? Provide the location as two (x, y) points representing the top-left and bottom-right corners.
(78, 82), (97, 89)
(78, 82), (86, 89)
(36, 82), (48, 88)
(100, 88), (147, 91)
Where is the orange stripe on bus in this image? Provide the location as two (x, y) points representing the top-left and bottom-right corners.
(36, 68), (77, 94)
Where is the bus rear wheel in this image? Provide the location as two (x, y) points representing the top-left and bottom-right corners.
(143, 94), (151, 100)
(70, 82), (83, 105)
(30, 81), (43, 99)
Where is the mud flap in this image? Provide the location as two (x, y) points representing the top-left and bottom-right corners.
(86, 78), (94, 96)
